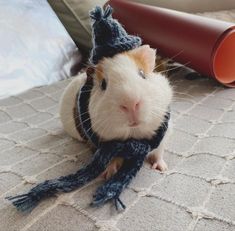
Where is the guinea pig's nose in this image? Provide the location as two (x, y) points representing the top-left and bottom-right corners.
(120, 100), (141, 114)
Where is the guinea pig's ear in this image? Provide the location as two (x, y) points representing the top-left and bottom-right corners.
(129, 45), (156, 73)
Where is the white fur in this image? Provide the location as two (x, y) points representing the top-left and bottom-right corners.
(59, 73), (86, 141)
(89, 53), (173, 141)
(60, 51), (173, 142)
(59, 49), (173, 172)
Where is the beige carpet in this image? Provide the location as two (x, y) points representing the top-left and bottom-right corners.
(0, 71), (235, 231)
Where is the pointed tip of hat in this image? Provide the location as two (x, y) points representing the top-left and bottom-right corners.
(89, 5), (142, 65)
(90, 5), (113, 21)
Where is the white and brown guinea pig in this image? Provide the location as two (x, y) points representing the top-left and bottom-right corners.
(59, 45), (173, 178)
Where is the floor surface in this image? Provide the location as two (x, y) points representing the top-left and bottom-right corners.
(0, 72), (235, 231)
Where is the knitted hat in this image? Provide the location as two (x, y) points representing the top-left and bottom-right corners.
(89, 5), (142, 65)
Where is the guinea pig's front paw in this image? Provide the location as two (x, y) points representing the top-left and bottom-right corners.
(147, 154), (168, 172)
(152, 159), (168, 172)
(100, 157), (124, 180)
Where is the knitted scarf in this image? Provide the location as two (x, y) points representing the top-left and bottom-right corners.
(6, 68), (170, 212)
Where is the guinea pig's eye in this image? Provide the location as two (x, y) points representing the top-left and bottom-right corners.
(138, 69), (146, 79)
(100, 79), (107, 90)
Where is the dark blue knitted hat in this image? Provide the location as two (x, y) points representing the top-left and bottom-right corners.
(89, 5), (142, 65)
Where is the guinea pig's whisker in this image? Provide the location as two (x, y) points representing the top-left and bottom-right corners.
(165, 49), (185, 62)
(173, 94), (195, 99)
(80, 90), (93, 93)
(97, 123), (109, 141)
(100, 122), (114, 140)
(80, 116), (95, 124)
(85, 118), (104, 134)
(173, 94), (195, 101)
(60, 111), (99, 136)
(158, 61), (191, 74)
(89, 119), (108, 140)
(150, 111), (164, 121)
(149, 110), (163, 118)
(151, 109), (170, 122)
(65, 113), (94, 133)
(146, 100), (168, 112)
(150, 111), (169, 130)
(61, 111), (90, 127)
(172, 93), (197, 103)
(85, 123), (97, 134)
(81, 116), (103, 135)
(63, 118), (91, 136)
(172, 97), (196, 104)
(145, 98), (171, 115)
(83, 126), (98, 140)
(156, 110), (177, 118)
(154, 49), (184, 70)
(150, 109), (169, 121)
(173, 90), (196, 99)
(149, 105), (178, 117)
(79, 110), (90, 117)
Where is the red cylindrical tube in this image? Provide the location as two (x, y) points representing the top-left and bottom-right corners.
(108, 0), (235, 87)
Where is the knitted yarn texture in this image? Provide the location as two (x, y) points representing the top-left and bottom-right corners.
(89, 5), (142, 64)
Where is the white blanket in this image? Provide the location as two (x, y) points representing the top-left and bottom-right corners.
(0, 0), (81, 99)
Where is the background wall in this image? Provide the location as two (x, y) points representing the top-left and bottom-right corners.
(132, 0), (235, 13)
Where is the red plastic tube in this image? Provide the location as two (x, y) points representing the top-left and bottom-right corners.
(108, 0), (235, 87)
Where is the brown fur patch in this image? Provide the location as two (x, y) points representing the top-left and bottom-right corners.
(95, 63), (104, 81)
(126, 45), (156, 73)
(126, 52), (149, 73)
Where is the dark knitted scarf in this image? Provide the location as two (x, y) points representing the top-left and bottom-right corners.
(6, 69), (170, 212)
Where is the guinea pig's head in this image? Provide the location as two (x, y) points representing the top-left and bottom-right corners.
(89, 45), (173, 141)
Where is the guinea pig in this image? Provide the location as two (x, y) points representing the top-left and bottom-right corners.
(59, 45), (173, 179)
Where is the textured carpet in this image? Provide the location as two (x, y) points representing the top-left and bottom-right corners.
(0, 71), (235, 231)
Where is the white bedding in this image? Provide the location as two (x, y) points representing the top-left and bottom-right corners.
(0, 0), (81, 99)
